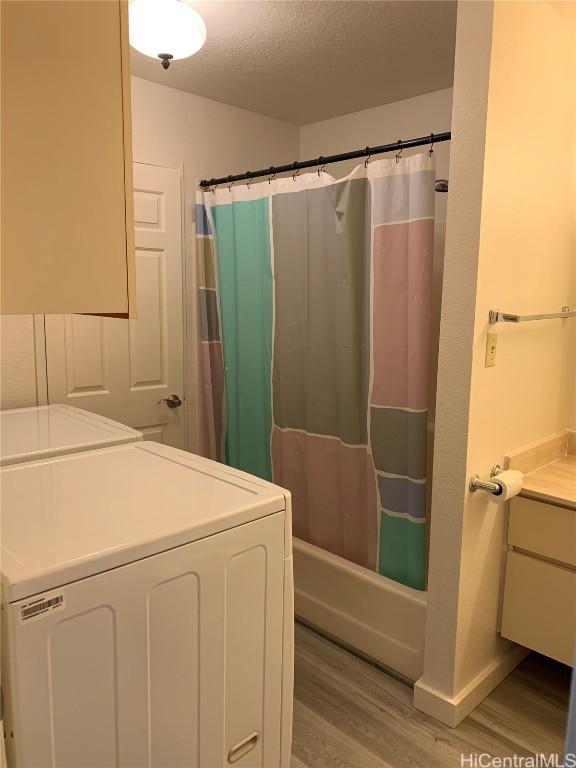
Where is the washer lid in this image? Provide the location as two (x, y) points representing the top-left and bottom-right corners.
(1, 442), (287, 602)
(0, 405), (142, 466)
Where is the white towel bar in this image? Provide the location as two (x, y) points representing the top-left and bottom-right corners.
(489, 306), (575, 324)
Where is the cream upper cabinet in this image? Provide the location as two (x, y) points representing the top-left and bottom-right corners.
(1, 0), (135, 316)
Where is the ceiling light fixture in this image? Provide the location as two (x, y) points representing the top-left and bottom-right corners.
(129, 0), (207, 69)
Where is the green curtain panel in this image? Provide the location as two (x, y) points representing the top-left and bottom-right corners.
(196, 154), (435, 590)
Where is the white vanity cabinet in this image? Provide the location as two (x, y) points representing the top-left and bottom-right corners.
(501, 495), (576, 665)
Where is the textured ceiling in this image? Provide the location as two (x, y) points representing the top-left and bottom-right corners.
(130, 1), (457, 125)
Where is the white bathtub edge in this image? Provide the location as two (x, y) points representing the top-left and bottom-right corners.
(293, 537), (427, 681)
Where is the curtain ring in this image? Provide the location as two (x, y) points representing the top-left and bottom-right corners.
(267, 167), (276, 185)
(364, 147), (371, 169)
(395, 140), (403, 164)
(317, 157), (325, 177)
(293, 168), (301, 182)
(227, 176), (235, 192)
(429, 132), (435, 157)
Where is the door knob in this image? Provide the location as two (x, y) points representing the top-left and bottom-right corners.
(158, 394), (183, 408)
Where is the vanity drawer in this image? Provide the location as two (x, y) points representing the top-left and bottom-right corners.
(501, 551), (575, 665)
(509, 496), (576, 567)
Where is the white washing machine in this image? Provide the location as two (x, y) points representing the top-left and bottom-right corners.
(0, 405), (143, 767)
(0, 404), (142, 466)
(1, 441), (294, 768)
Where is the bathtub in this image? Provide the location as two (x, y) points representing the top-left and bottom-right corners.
(293, 537), (427, 681)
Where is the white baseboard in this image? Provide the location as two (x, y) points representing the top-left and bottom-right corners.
(293, 537), (427, 681)
(413, 644), (529, 727)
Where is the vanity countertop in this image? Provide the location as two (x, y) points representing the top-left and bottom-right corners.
(520, 455), (576, 510)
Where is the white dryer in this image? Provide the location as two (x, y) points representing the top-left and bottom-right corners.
(0, 404), (142, 466)
(1, 441), (294, 768)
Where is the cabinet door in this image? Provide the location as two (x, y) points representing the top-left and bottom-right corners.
(501, 550), (576, 665)
(5, 513), (288, 768)
(1, 0), (135, 316)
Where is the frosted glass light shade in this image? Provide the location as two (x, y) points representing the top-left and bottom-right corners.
(129, 0), (207, 62)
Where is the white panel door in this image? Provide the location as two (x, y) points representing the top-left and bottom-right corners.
(44, 164), (185, 448)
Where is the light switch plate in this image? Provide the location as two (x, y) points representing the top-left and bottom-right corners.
(485, 332), (498, 367)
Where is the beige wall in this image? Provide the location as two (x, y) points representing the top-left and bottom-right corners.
(417, 0), (576, 725)
(572, 377), (576, 430)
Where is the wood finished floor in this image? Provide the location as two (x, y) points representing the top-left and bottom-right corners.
(291, 622), (571, 768)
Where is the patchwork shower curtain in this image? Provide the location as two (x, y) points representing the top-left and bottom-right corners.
(196, 154), (434, 590)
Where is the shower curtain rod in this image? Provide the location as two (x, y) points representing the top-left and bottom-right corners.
(199, 131), (451, 188)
